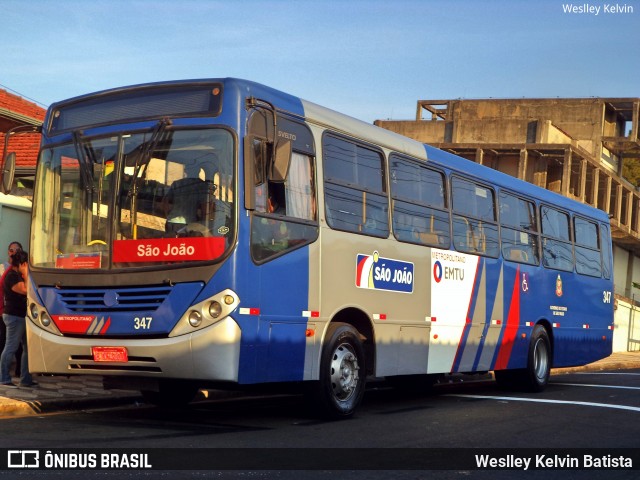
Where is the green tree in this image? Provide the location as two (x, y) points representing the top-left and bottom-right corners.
(622, 159), (640, 187)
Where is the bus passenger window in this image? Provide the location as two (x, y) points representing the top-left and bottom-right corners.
(451, 177), (498, 257)
(323, 135), (388, 238)
(499, 192), (540, 265)
(390, 156), (450, 248)
(600, 223), (612, 279)
(574, 217), (601, 277)
(541, 206), (573, 271)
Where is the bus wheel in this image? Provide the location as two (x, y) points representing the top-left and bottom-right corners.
(524, 324), (551, 392)
(312, 323), (366, 419)
(141, 380), (199, 407)
(494, 325), (551, 392)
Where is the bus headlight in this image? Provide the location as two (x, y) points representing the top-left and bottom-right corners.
(40, 312), (52, 327)
(209, 301), (222, 319)
(169, 289), (240, 337)
(188, 310), (203, 327)
(30, 303), (39, 320)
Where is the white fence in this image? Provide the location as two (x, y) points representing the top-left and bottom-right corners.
(614, 297), (640, 352)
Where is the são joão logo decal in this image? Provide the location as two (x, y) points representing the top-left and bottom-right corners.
(355, 251), (414, 293)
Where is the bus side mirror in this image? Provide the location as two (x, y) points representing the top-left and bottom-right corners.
(269, 139), (291, 183)
(1, 152), (16, 195)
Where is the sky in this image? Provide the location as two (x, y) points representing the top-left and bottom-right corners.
(1, 0), (638, 124)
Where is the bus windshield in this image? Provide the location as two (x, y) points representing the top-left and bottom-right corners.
(31, 127), (234, 270)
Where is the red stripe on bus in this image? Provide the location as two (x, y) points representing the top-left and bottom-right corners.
(355, 257), (368, 287)
(100, 317), (111, 335)
(494, 267), (521, 370)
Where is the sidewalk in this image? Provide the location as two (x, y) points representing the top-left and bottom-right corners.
(0, 375), (143, 417)
(1, 351), (639, 418)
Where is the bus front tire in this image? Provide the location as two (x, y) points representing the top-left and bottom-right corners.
(310, 323), (366, 419)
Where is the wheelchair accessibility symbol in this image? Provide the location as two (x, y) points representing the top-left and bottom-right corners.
(522, 273), (529, 292)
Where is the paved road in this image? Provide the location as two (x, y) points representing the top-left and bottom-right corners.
(0, 365), (638, 479)
(1, 351), (639, 418)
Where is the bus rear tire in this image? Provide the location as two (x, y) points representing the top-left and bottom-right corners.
(141, 380), (199, 407)
(309, 322), (366, 419)
(523, 324), (552, 392)
(494, 324), (551, 392)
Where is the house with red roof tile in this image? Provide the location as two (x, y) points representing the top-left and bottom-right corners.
(0, 88), (45, 190)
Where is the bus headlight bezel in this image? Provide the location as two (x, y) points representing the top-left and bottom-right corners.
(27, 301), (60, 335)
(169, 289), (240, 337)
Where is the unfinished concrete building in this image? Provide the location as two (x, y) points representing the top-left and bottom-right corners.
(376, 98), (640, 350)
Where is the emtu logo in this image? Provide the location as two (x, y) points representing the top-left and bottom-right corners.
(7, 450), (39, 468)
(433, 261), (443, 283)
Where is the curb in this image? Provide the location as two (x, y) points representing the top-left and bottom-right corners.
(552, 361), (640, 375)
(0, 393), (143, 418)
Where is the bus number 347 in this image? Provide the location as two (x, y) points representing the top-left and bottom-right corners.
(134, 317), (153, 329)
(603, 291), (612, 304)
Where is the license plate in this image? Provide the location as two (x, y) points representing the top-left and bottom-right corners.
(92, 346), (128, 363)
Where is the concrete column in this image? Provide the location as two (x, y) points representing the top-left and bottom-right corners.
(579, 159), (587, 202)
(592, 169), (600, 209)
(475, 148), (484, 165)
(626, 188), (633, 229)
(562, 149), (572, 196)
(615, 182), (623, 224)
(633, 196), (640, 234)
(518, 149), (528, 180)
(603, 175), (612, 215)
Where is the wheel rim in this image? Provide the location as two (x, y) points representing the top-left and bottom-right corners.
(329, 342), (360, 402)
(533, 337), (549, 382)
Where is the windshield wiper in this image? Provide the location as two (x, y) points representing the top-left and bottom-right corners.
(127, 117), (172, 197)
(72, 131), (97, 193)
(127, 117), (172, 238)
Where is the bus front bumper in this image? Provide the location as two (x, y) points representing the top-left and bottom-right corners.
(26, 316), (242, 382)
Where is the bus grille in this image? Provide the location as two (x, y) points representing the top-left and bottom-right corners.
(56, 285), (173, 312)
(68, 354), (162, 373)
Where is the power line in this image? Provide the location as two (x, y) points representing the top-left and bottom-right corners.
(0, 82), (48, 108)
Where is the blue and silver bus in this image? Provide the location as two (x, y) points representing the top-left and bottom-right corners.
(4, 78), (614, 417)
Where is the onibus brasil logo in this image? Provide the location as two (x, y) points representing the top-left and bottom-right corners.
(355, 251), (414, 294)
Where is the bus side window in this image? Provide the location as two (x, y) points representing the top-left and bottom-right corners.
(323, 134), (389, 238)
(499, 192), (540, 265)
(574, 217), (601, 277)
(600, 223), (612, 279)
(541, 206), (574, 272)
(390, 155), (450, 248)
(451, 177), (498, 257)
(251, 152), (318, 263)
